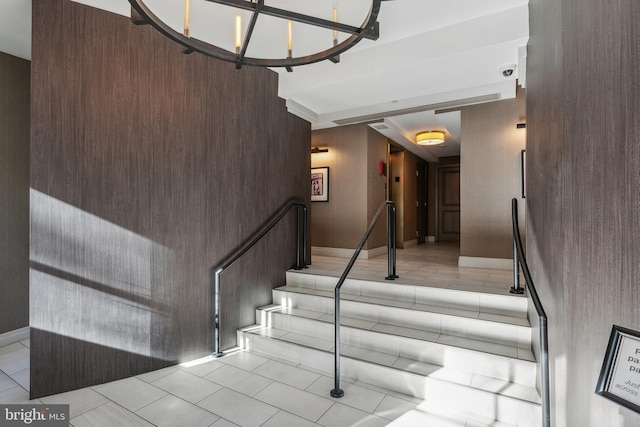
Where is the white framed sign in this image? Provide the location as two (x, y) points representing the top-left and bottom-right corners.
(596, 325), (640, 413)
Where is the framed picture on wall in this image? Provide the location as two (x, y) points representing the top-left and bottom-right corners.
(595, 325), (640, 414)
(311, 167), (329, 202)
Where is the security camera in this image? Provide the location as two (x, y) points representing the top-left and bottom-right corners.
(500, 64), (517, 77)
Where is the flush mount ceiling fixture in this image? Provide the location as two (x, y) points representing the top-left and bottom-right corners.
(416, 131), (446, 146)
(129, 0), (383, 70)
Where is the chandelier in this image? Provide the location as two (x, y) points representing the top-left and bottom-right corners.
(129, 0), (382, 70)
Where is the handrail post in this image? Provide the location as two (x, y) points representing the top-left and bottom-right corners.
(302, 204), (308, 268)
(330, 287), (344, 398)
(386, 203), (398, 280)
(510, 199), (524, 294)
(295, 205), (303, 270)
(511, 238), (523, 294)
(540, 317), (551, 427)
(213, 268), (223, 357)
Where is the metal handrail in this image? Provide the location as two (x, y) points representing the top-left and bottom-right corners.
(330, 201), (397, 398)
(213, 199), (308, 357)
(511, 198), (550, 427)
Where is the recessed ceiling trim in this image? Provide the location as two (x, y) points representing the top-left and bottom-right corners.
(332, 93), (501, 126)
(286, 99), (318, 122)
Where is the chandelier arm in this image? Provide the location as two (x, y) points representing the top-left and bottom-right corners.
(206, 0), (379, 40)
(129, 1), (237, 61)
(236, 0), (264, 69)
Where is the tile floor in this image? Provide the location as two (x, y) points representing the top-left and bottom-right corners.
(0, 242), (522, 426)
(0, 341), (422, 426)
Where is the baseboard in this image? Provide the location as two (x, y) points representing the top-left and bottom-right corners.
(312, 246), (387, 259)
(458, 256), (512, 270)
(0, 326), (30, 347)
(403, 239), (418, 249)
(427, 236), (436, 242)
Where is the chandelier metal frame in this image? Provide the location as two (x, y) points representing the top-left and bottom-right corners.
(129, 0), (383, 69)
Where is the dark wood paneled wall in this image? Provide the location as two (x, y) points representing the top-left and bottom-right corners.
(0, 52), (30, 334)
(527, 0), (640, 424)
(30, 0), (309, 398)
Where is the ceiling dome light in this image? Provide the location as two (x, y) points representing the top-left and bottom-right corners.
(416, 131), (445, 146)
(129, 0), (382, 70)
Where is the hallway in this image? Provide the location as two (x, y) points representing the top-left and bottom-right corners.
(0, 243), (522, 426)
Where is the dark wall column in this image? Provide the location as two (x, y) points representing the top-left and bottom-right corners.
(527, 0), (640, 424)
(30, 0), (309, 398)
(0, 52), (30, 335)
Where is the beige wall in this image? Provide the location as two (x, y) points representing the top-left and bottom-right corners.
(311, 125), (388, 250)
(366, 128), (389, 249)
(460, 89), (526, 259)
(311, 125), (365, 249)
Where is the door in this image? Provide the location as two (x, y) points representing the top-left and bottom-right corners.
(416, 162), (427, 244)
(437, 165), (460, 242)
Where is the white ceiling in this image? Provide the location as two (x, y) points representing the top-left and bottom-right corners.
(0, 0), (529, 162)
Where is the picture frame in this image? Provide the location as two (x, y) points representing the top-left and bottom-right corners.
(311, 167), (329, 202)
(595, 325), (640, 414)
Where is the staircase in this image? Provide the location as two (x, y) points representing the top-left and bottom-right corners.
(238, 270), (542, 426)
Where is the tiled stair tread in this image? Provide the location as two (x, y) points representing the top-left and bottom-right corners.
(242, 326), (541, 405)
(276, 284), (529, 322)
(386, 408), (517, 427)
(271, 287), (530, 327)
(286, 271), (528, 302)
(437, 334), (535, 362)
(288, 269), (521, 291)
(261, 305), (535, 361)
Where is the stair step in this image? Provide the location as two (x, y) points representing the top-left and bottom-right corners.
(239, 271), (541, 426)
(255, 305), (536, 387)
(386, 410), (516, 427)
(239, 327), (541, 427)
(273, 285), (532, 350)
(287, 271), (528, 318)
